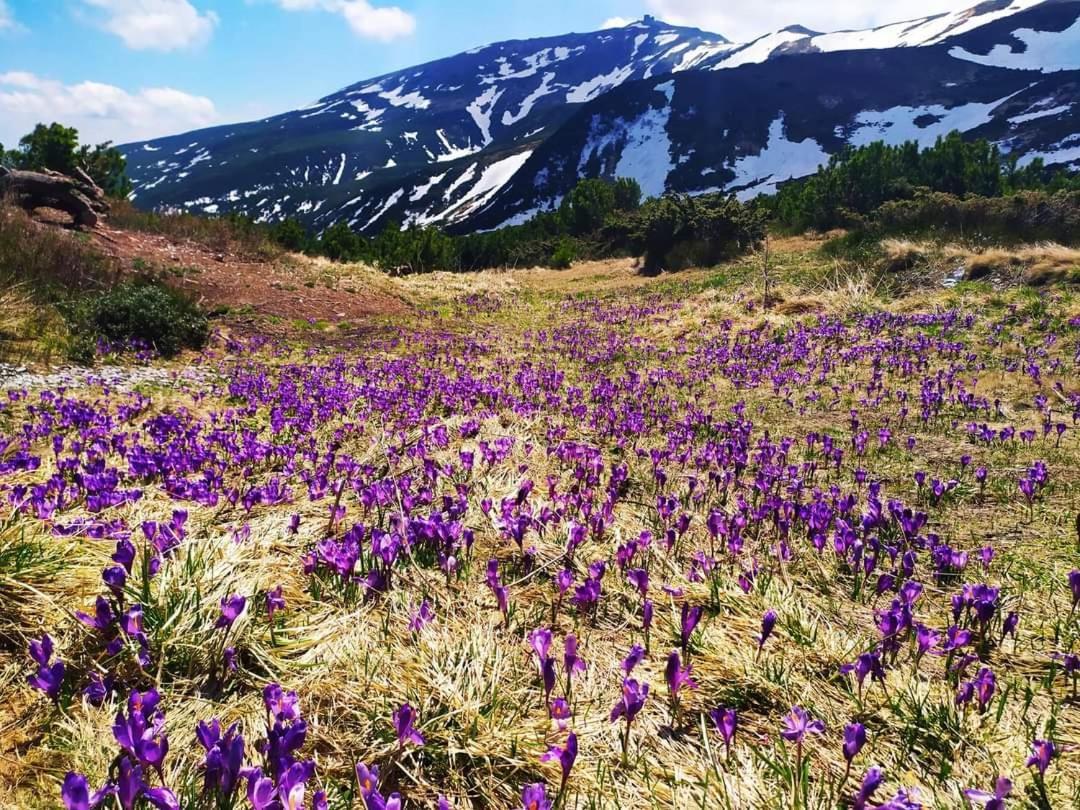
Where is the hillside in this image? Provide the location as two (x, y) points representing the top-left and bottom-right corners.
(120, 0), (1080, 235)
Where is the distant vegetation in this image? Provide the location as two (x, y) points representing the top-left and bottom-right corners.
(762, 132), (1080, 235)
(272, 177), (766, 274)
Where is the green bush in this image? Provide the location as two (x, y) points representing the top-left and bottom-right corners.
(67, 280), (209, 359)
(628, 194), (766, 273)
(550, 238), (577, 269)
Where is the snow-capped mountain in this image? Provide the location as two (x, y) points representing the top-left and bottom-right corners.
(121, 0), (1080, 235)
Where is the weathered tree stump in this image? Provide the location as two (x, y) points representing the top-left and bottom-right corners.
(0, 167), (109, 229)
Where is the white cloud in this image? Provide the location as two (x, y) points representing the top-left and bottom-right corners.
(81, 0), (219, 51)
(270, 0), (416, 41)
(0, 0), (16, 30)
(601, 16), (634, 29)
(646, 0), (964, 42)
(0, 72), (219, 145)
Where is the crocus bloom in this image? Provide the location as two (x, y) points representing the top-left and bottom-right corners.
(780, 706), (825, 743)
(563, 634), (586, 681)
(521, 782), (551, 810)
(853, 767), (884, 810)
(355, 763), (379, 798)
(550, 697), (572, 730)
(964, 777), (1012, 810)
(393, 703), (425, 748)
(758, 610), (777, 651)
(622, 644), (645, 674)
(216, 594), (247, 629)
(843, 723), (867, 763)
(680, 604), (703, 655)
(28, 634), (65, 702)
(266, 586), (286, 618)
(710, 708), (737, 755)
(540, 731), (577, 792)
(61, 773), (114, 810)
(664, 651), (697, 697)
(1070, 570), (1080, 611)
(1026, 739), (1057, 776)
(610, 678), (649, 724)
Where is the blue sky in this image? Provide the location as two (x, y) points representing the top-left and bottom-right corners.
(0, 0), (964, 146)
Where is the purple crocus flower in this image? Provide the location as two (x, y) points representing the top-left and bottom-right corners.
(843, 723), (867, 764)
(610, 678), (649, 724)
(563, 634), (586, 682)
(540, 731), (577, 793)
(521, 783), (551, 810)
(549, 697), (572, 730)
(664, 650), (697, 698)
(780, 706), (825, 743)
(963, 777), (1012, 810)
(627, 568), (649, 597)
(622, 644), (645, 674)
(355, 762), (379, 799)
(679, 603), (703, 656)
(266, 586), (286, 618)
(408, 599), (434, 632)
(1070, 570), (1080, 611)
(853, 767), (884, 810)
(1026, 739), (1057, 776)
(216, 594), (247, 629)
(709, 708), (737, 756)
(393, 703), (425, 748)
(27, 634), (65, 702)
(758, 610), (777, 653)
(61, 773), (115, 810)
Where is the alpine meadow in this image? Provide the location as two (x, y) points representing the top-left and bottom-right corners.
(1, 1), (1079, 809)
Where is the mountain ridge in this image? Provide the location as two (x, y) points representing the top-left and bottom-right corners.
(120, 0), (1080, 235)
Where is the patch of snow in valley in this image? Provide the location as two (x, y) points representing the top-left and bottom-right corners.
(443, 164), (479, 200)
(333, 154), (347, 185)
(362, 188), (404, 231)
(435, 129), (480, 162)
(845, 89), (1024, 148)
(438, 151), (534, 222)
(467, 86), (506, 146)
(566, 64), (635, 103)
(502, 73), (558, 126)
(613, 107), (674, 199)
(725, 115), (830, 199)
(410, 172), (448, 202)
(1008, 101), (1073, 125)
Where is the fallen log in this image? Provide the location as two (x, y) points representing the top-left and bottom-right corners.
(0, 166), (109, 229)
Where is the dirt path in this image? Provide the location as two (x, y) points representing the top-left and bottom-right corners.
(90, 225), (409, 324)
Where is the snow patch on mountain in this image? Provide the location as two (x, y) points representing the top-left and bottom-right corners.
(467, 86), (506, 146)
(566, 64), (636, 103)
(439, 151), (535, 221)
(503, 73), (559, 126)
(725, 116), (830, 199)
(845, 90), (1024, 148)
(949, 18), (1080, 72)
(614, 107), (674, 199)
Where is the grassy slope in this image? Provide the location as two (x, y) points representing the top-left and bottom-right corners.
(0, 238), (1078, 809)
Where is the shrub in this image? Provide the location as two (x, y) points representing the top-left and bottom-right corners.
(67, 279), (209, 358)
(630, 194), (766, 273)
(550, 239), (577, 269)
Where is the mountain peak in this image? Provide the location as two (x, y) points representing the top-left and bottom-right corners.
(120, 0), (1078, 234)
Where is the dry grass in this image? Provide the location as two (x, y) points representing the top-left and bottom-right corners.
(879, 238), (1080, 286)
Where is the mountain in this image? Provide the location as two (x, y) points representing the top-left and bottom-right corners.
(121, 0), (1080, 235)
